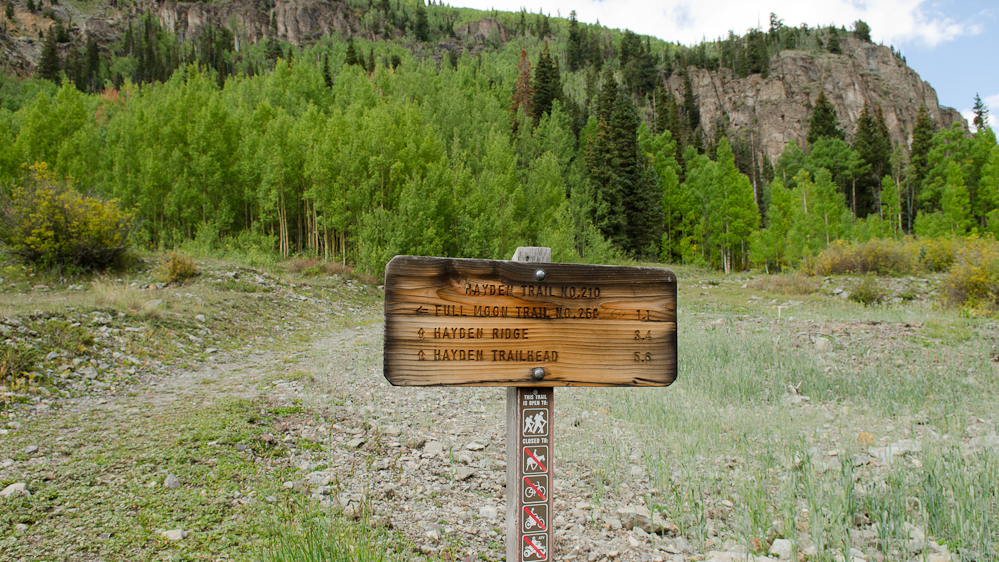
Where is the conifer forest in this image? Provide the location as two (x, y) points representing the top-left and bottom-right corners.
(2, 0), (998, 279)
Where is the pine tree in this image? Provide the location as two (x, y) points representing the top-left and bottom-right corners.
(609, 90), (659, 256)
(84, 35), (100, 93)
(567, 10), (584, 72)
(36, 27), (62, 84)
(827, 30), (841, 54)
(367, 48), (376, 74)
(853, 20), (871, 42)
(681, 72), (699, 134)
(905, 104), (934, 231)
(413, 1), (430, 41)
(322, 54), (333, 88)
(531, 43), (557, 125)
(596, 69), (617, 124)
(510, 48), (534, 134)
(806, 91), (845, 144)
(973, 93), (990, 132)
(345, 39), (359, 67)
(852, 102), (892, 216)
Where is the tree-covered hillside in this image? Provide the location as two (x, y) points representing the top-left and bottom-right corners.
(1, 0), (996, 276)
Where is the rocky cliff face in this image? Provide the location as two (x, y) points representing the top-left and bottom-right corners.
(665, 37), (966, 161)
(2, 0), (965, 159)
(156, 0), (356, 47)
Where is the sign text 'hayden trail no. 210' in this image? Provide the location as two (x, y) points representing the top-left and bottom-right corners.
(383, 255), (677, 387)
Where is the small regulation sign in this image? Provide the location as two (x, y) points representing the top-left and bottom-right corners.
(512, 387), (553, 561)
(383, 256), (677, 387)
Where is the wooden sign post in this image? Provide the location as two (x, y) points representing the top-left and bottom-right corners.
(384, 247), (677, 560)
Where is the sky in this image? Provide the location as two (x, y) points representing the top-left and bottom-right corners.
(450, 0), (997, 130)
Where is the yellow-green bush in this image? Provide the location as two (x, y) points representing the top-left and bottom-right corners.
(916, 238), (956, 272)
(941, 236), (999, 314)
(0, 163), (133, 270)
(158, 251), (199, 284)
(814, 239), (915, 276)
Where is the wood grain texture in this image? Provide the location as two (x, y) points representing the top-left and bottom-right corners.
(384, 255), (677, 387)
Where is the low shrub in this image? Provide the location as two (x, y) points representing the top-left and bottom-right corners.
(941, 237), (999, 314)
(158, 252), (199, 284)
(287, 258), (377, 284)
(751, 274), (821, 295)
(849, 275), (886, 306)
(814, 239), (914, 276)
(917, 238), (956, 272)
(0, 163), (133, 270)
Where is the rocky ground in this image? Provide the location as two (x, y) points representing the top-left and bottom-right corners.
(1, 261), (997, 562)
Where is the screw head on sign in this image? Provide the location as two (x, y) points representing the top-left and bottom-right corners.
(534, 269), (546, 281)
(531, 367), (545, 381)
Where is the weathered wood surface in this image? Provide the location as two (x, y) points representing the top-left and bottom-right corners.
(384, 255), (677, 387)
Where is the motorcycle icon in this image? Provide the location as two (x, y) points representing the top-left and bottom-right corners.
(524, 508), (546, 530)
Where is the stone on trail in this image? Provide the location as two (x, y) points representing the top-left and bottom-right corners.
(479, 505), (498, 522)
(160, 529), (185, 541)
(1, 483), (30, 498)
(769, 538), (793, 559)
(454, 467), (475, 481)
(617, 505), (653, 533)
(423, 441), (444, 457)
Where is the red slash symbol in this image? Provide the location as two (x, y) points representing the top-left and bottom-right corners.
(524, 506), (547, 531)
(524, 535), (546, 559)
(524, 447), (547, 472)
(524, 476), (547, 501)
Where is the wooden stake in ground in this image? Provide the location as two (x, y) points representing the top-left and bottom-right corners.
(383, 246), (677, 560)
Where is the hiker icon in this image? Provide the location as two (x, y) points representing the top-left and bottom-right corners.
(523, 409), (548, 436)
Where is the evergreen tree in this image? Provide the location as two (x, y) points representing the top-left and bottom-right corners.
(5, 2), (13, 20)
(853, 20), (871, 42)
(322, 54), (333, 88)
(510, 48), (534, 134)
(345, 39), (359, 67)
(980, 146), (999, 235)
(806, 91), (844, 144)
(826, 29), (842, 54)
(596, 69), (617, 124)
(609, 91), (659, 256)
(36, 28), (62, 84)
(65, 45), (83, 91)
(531, 43), (558, 125)
(84, 35), (100, 93)
(413, 1), (430, 41)
(852, 102), (892, 216)
(973, 93), (990, 132)
(905, 104), (934, 231)
(567, 11), (584, 72)
(367, 48), (376, 74)
(681, 72), (699, 138)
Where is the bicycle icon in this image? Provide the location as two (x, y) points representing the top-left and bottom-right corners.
(525, 482), (546, 498)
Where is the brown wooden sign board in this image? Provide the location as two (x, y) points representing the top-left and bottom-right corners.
(383, 255), (677, 387)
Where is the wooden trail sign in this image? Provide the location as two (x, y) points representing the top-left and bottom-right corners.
(384, 247), (677, 561)
(383, 255), (677, 387)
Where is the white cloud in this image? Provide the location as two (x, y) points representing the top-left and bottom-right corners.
(453, 0), (981, 47)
